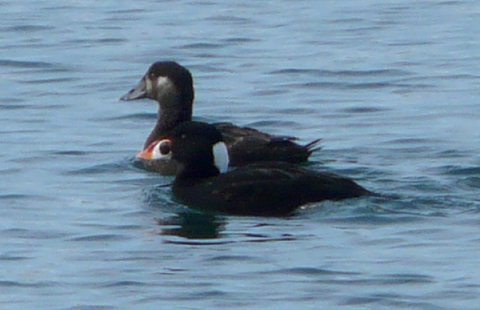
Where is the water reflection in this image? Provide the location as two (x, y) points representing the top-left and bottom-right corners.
(143, 183), (225, 239)
(158, 211), (225, 239)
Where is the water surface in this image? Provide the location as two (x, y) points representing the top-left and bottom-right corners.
(1, 1), (480, 309)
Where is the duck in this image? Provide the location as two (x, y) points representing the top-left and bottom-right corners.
(121, 61), (320, 174)
(137, 121), (370, 216)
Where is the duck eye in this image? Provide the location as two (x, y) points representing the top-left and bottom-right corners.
(159, 141), (171, 155)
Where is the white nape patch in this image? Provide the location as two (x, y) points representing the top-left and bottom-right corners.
(152, 140), (172, 160)
(213, 142), (229, 173)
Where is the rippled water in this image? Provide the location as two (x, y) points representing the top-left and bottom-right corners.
(1, 1), (480, 309)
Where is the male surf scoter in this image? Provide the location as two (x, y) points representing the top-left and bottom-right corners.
(121, 61), (320, 174)
(137, 121), (370, 216)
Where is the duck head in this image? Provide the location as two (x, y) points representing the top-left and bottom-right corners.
(121, 61), (195, 148)
(120, 61), (194, 109)
(137, 121), (229, 178)
(136, 139), (172, 161)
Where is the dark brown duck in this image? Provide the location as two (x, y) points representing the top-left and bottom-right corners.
(121, 61), (320, 174)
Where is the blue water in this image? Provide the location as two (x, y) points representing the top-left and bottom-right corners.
(1, 1), (480, 309)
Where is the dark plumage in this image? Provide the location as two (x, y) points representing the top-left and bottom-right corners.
(214, 122), (320, 166)
(121, 61), (321, 174)
(140, 121), (370, 216)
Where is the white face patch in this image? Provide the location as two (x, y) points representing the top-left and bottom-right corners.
(154, 76), (178, 101)
(156, 76), (174, 91)
(212, 142), (229, 173)
(145, 77), (153, 93)
(152, 139), (172, 160)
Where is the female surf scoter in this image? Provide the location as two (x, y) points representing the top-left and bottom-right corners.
(137, 121), (370, 216)
(121, 61), (320, 174)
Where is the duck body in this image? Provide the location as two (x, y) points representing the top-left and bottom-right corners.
(122, 61), (320, 174)
(214, 122), (320, 166)
(173, 161), (369, 216)
(138, 121), (370, 216)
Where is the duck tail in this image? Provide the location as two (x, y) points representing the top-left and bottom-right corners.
(305, 138), (322, 155)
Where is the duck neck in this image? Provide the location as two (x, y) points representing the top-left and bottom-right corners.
(175, 164), (220, 182)
(144, 100), (193, 149)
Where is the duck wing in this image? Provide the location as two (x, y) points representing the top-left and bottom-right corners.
(213, 122), (321, 166)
